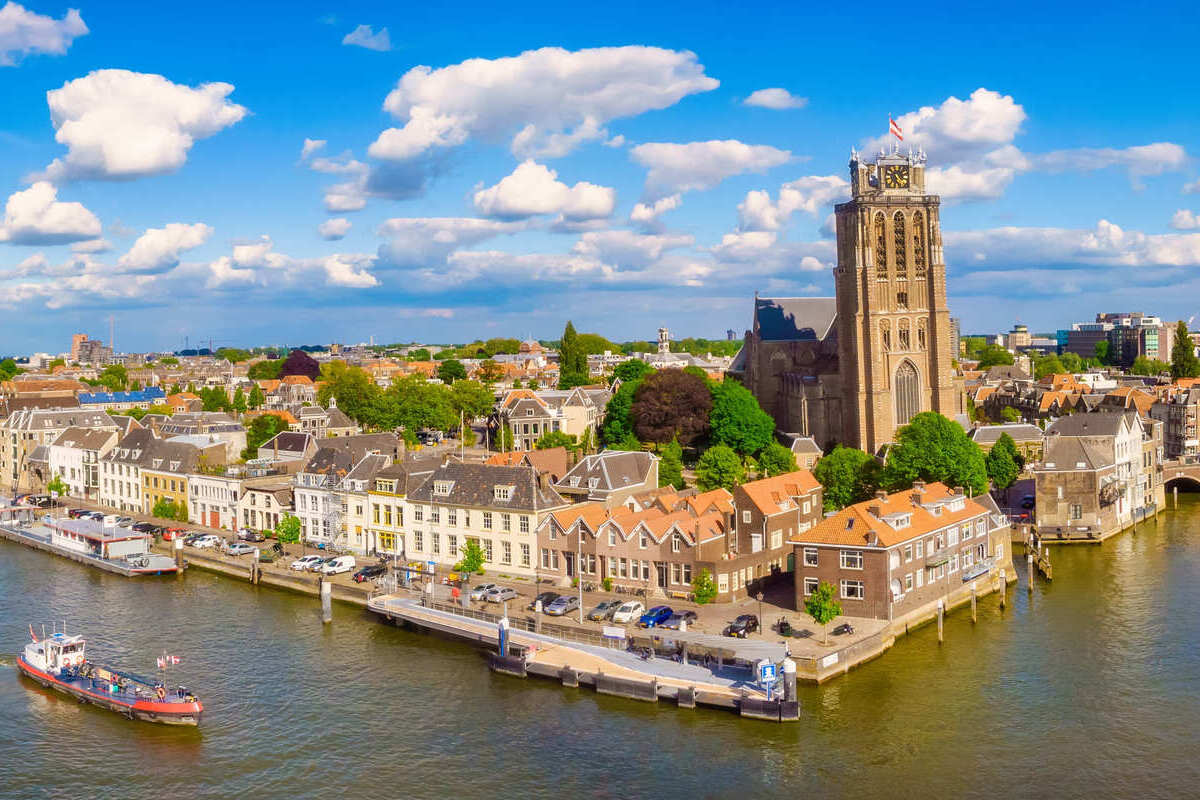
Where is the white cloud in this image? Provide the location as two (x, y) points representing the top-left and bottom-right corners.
(231, 235), (289, 269)
(1033, 142), (1188, 187)
(630, 194), (681, 225)
(369, 46), (718, 161)
(866, 88), (1026, 163)
(472, 160), (615, 220)
(300, 138), (326, 159)
(0, 1), (87, 66)
(744, 88), (807, 110)
(40, 69), (247, 181)
(1170, 210), (1199, 231)
(1185, 178), (1200, 194)
(0, 181), (101, 244)
(319, 218), (352, 240)
(71, 237), (110, 253)
(571, 230), (694, 269)
(323, 253), (379, 287)
(632, 140), (791, 200)
(117, 223), (212, 273)
(925, 163), (1019, 201)
(342, 24), (390, 52)
(946, 219), (1200, 269)
(737, 175), (848, 231)
(603, 134), (626, 148)
(206, 255), (258, 288)
(375, 217), (525, 268)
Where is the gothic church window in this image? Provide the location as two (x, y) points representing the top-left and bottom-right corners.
(918, 318), (927, 350)
(893, 212), (907, 279)
(898, 319), (911, 350)
(875, 212), (887, 280)
(881, 320), (892, 352)
(897, 291), (908, 309)
(895, 360), (921, 426)
(913, 211), (926, 278)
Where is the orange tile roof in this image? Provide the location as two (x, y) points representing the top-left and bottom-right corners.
(740, 470), (821, 515)
(256, 379), (281, 392)
(281, 374), (314, 385)
(790, 482), (987, 548)
(681, 488), (733, 516)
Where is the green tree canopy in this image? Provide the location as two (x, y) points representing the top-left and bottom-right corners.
(613, 359), (654, 383)
(691, 567), (717, 605)
(437, 359), (467, 384)
(0, 358), (22, 379)
(976, 345), (1015, 369)
(455, 539), (486, 575)
(1000, 406), (1020, 423)
(1059, 351), (1084, 373)
(216, 347), (253, 363)
(317, 362), (380, 423)
(535, 430), (578, 451)
(247, 359), (283, 380)
(813, 445), (880, 511)
(659, 437), (685, 489)
(47, 473), (67, 498)
(758, 442), (798, 477)
(631, 369), (712, 446)
(1171, 320), (1200, 379)
(242, 413), (288, 460)
(247, 384), (265, 409)
(450, 379), (495, 421)
(805, 580), (842, 644)
(407, 348), (432, 361)
(475, 359), (505, 384)
(883, 412), (988, 495)
(275, 513), (301, 543)
(1094, 340), (1111, 365)
(1033, 354), (1065, 379)
(601, 379), (641, 446)
(1131, 356), (1170, 376)
(709, 380), (775, 455)
(695, 444), (744, 491)
(232, 386), (247, 412)
(96, 364), (128, 391)
(986, 432), (1021, 490)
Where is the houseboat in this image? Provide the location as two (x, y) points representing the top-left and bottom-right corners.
(0, 507), (178, 576)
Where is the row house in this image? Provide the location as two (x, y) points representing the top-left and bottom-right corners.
(1150, 388), (1200, 461)
(293, 433), (404, 550)
(790, 482), (1012, 624)
(141, 439), (214, 516)
(364, 457), (440, 556)
(968, 423), (1045, 463)
(99, 429), (155, 512)
(2, 408), (118, 491)
(239, 482), (293, 534)
(76, 387), (166, 412)
(494, 390), (563, 452)
(403, 461), (570, 578)
(48, 427), (119, 501)
(295, 401), (359, 438)
(552, 449), (658, 506)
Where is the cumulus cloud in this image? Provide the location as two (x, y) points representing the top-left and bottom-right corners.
(40, 69), (247, 181)
(117, 223), (212, 273)
(369, 46), (718, 161)
(571, 230), (694, 269)
(71, 237), (110, 253)
(1033, 142), (1188, 187)
(632, 140), (791, 200)
(1170, 210), (1199, 231)
(946, 219), (1200, 269)
(866, 88), (1026, 163)
(630, 194), (681, 226)
(323, 253), (379, 287)
(0, 181), (101, 244)
(1185, 178), (1200, 194)
(743, 88), (807, 110)
(300, 138), (326, 160)
(342, 24), (390, 51)
(473, 160), (615, 220)
(737, 175), (848, 231)
(0, 2), (87, 66)
(375, 217), (525, 269)
(319, 218), (352, 240)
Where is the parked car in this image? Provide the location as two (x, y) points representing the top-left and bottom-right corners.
(544, 595), (580, 616)
(307, 558), (331, 572)
(1020, 495), (1036, 510)
(67, 508), (88, 518)
(183, 533), (207, 545)
(353, 563), (387, 583)
(833, 622), (855, 636)
(115, 516), (134, 527)
(610, 601), (646, 624)
(660, 610), (698, 630)
(528, 591), (560, 611)
(638, 605), (674, 628)
(161, 527), (186, 540)
(290, 555), (324, 571)
(226, 542), (257, 556)
(469, 582), (499, 601)
(724, 614), (760, 638)
(102, 514), (121, 526)
(485, 586), (519, 603)
(321, 556), (356, 575)
(131, 522), (156, 533)
(239, 530), (266, 542)
(86, 511), (105, 521)
(190, 534), (221, 549)
(586, 599), (623, 621)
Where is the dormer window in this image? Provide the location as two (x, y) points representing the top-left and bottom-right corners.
(569, 477), (580, 487)
(434, 480), (454, 496)
(152, 458), (163, 469)
(494, 485), (513, 501)
(587, 478), (599, 489)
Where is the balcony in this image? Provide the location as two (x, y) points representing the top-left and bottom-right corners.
(925, 548), (951, 568)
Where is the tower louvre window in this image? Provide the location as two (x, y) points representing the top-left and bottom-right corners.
(913, 211), (927, 278)
(918, 318), (927, 350)
(874, 212), (887, 280)
(893, 212), (907, 279)
(898, 318), (911, 351)
(881, 320), (892, 352)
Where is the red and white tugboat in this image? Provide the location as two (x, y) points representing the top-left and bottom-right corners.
(16, 626), (202, 726)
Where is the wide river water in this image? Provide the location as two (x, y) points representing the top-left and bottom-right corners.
(2, 497), (1199, 799)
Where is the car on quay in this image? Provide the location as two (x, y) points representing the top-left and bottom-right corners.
(469, 582), (499, 601)
(239, 530), (266, 542)
(162, 527), (187, 541)
(485, 586), (519, 603)
(586, 599), (623, 621)
(610, 601), (646, 624)
(85, 511), (105, 521)
(544, 595), (580, 616)
(226, 542), (257, 556)
(724, 614), (760, 638)
(190, 534), (221, 549)
(321, 556), (356, 575)
(660, 610), (698, 630)
(131, 522), (156, 533)
(115, 516), (134, 527)
(1020, 495), (1036, 510)
(353, 563), (387, 583)
(638, 605), (674, 628)
(528, 591), (559, 611)
(290, 555), (324, 571)
(67, 508), (89, 519)
(833, 623), (855, 636)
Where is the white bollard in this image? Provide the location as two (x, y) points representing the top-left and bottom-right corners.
(782, 657), (797, 701)
(321, 579), (332, 624)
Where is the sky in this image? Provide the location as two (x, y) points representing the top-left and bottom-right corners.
(1, 0), (1199, 354)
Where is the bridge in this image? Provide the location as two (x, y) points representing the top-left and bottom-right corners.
(1163, 460), (1200, 490)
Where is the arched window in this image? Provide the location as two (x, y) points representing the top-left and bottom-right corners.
(898, 319), (911, 350)
(881, 320), (892, 352)
(893, 212), (907, 279)
(917, 318), (927, 350)
(895, 360), (921, 426)
(913, 211), (926, 279)
(875, 212), (887, 280)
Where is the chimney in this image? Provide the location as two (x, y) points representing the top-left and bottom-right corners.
(913, 480), (925, 494)
(953, 486), (964, 496)
(874, 489), (888, 501)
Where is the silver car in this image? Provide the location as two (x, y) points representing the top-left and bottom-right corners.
(485, 586), (519, 603)
(544, 595), (580, 616)
(469, 582), (498, 601)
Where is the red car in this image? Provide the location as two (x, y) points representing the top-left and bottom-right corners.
(162, 527), (188, 541)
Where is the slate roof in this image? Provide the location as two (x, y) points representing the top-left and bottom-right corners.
(408, 461), (567, 512)
(1045, 411), (1136, 438)
(260, 431), (314, 456)
(753, 297), (837, 342)
(4, 408), (115, 431)
(969, 423), (1045, 445)
(51, 426), (117, 451)
(1042, 436), (1113, 471)
(554, 449), (656, 495)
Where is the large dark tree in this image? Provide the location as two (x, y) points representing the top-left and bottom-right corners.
(279, 349), (320, 380)
(630, 368), (712, 446)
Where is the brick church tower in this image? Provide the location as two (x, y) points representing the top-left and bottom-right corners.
(834, 146), (957, 454)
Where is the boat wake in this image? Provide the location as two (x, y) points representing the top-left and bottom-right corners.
(0, 655), (16, 669)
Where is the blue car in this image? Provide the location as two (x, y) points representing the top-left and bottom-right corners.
(638, 605), (674, 628)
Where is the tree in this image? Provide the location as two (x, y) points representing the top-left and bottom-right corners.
(578, 427), (594, 455)
(1131, 356), (1170, 376)
(614, 432), (643, 452)
(659, 437), (685, 489)
(232, 386), (247, 413)
(600, 379), (641, 445)
(1171, 320), (1200, 379)
(275, 513), (301, 543)
(455, 539), (485, 575)
(248, 359), (282, 380)
(631, 369), (712, 446)
(1000, 406), (1020, 423)
(535, 430), (577, 451)
(318, 362), (381, 423)
(691, 568), (717, 605)
(882, 412), (988, 496)
(96, 364), (128, 391)
(495, 424), (514, 452)
(450, 380), (494, 421)
(976, 345), (1015, 369)
(1033, 354), (1065, 380)
(216, 348), (252, 363)
(813, 446), (880, 511)
(437, 359), (467, 384)
(407, 348), (431, 361)
(152, 499), (185, 521)
(279, 349), (320, 380)
(758, 442), (798, 477)
(476, 359), (505, 385)
(557, 321), (590, 388)
(1094, 340), (1111, 366)
(242, 413), (287, 460)
(199, 386), (231, 412)
(248, 384), (265, 410)
(613, 359), (653, 383)
(0, 358), (20, 379)
(695, 445), (743, 491)
(709, 380), (775, 455)
(986, 433), (1021, 491)
(805, 580), (842, 644)
(526, 379), (539, 390)
(1059, 351), (1084, 373)
(47, 473), (67, 498)
(48, 357), (65, 369)
(159, 356), (180, 366)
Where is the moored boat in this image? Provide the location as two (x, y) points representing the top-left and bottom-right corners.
(16, 628), (202, 726)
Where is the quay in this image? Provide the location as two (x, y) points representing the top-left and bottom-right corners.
(0, 507), (178, 577)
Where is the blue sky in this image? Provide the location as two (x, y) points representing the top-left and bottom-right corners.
(1, 0), (1198, 353)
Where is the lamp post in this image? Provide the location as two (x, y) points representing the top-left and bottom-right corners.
(577, 525), (584, 624)
(756, 592), (764, 635)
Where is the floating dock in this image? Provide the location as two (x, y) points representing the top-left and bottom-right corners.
(0, 509), (178, 577)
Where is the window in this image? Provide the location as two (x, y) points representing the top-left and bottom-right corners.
(899, 318), (911, 350)
(718, 573), (729, 594)
(608, 530), (616, 547)
(502, 541), (512, 565)
(383, 507), (392, 526)
(483, 511), (493, 530)
(447, 535), (458, 557)
(671, 563), (681, 584)
(840, 550), (863, 569)
(672, 534), (682, 553)
(430, 507), (440, 524)
(802, 501), (811, 515)
(904, 573), (913, 591)
(893, 212), (907, 278)
(502, 513), (511, 532)
(803, 576), (819, 596)
(447, 509), (457, 526)
(742, 510), (751, 524)
(841, 580), (865, 600)
(433, 480), (453, 496)
(682, 564), (692, 584)
(519, 516), (529, 533)
(803, 547), (818, 566)
(494, 486), (513, 501)
(913, 210), (926, 278)
(916, 568), (924, 588)
(414, 531), (423, 552)
(881, 320), (892, 352)
(897, 291), (908, 309)
(904, 544), (913, 563)
(640, 533), (648, 549)
(483, 539), (493, 562)
(431, 533), (440, 555)
(889, 550), (900, 569)
(1070, 504), (1082, 521)
(917, 318), (927, 351)
(415, 507), (423, 522)
(895, 360), (920, 426)
(520, 544), (531, 567)
(378, 531), (396, 551)
(874, 212), (887, 280)
(948, 528), (959, 546)
(916, 540), (924, 558)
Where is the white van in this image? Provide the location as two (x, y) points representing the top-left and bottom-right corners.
(321, 555), (356, 575)
(102, 514), (120, 527)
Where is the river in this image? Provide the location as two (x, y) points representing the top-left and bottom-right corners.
(2, 497), (1199, 800)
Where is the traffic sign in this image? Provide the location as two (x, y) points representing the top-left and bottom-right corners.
(757, 659), (777, 685)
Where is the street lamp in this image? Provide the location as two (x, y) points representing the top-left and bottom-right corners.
(756, 592), (764, 634)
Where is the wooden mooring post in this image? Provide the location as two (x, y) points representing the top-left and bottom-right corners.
(174, 536), (184, 571)
(998, 571), (1007, 610)
(970, 584), (977, 623)
(320, 578), (332, 623)
(937, 600), (944, 644)
(1027, 552), (1034, 593)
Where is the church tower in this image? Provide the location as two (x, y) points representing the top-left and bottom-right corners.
(834, 146), (957, 454)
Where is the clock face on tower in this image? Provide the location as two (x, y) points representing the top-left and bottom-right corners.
(883, 165), (910, 189)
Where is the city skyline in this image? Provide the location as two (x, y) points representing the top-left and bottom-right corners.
(1, 1), (1198, 352)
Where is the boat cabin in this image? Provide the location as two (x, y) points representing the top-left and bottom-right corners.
(24, 632), (87, 674)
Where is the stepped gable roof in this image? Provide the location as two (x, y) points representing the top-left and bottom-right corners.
(753, 297), (837, 342)
(408, 461), (567, 511)
(791, 482), (987, 548)
(739, 471), (821, 515)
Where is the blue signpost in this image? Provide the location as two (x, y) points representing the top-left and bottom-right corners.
(757, 660), (778, 701)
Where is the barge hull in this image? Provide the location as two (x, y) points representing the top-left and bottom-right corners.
(16, 657), (201, 726)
